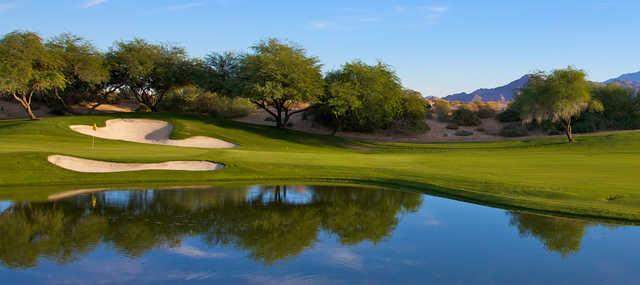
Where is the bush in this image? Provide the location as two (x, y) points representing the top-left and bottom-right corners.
(497, 108), (521, 122)
(500, 123), (529, 137)
(547, 129), (562, 136)
(451, 108), (481, 126)
(160, 86), (254, 118)
(454, 130), (474, 136)
(433, 99), (451, 121)
(446, 123), (459, 130)
(136, 104), (151, 112)
(476, 106), (497, 119)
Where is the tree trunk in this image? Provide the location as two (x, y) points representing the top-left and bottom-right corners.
(23, 103), (37, 120)
(565, 120), (574, 143)
(331, 113), (340, 136)
(275, 108), (284, 128)
(12, 94), (37, 120)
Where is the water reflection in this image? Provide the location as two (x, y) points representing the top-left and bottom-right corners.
(0, 185), (624, 271)
(0, 185), (421, 268)
(508, 212), (589, 256)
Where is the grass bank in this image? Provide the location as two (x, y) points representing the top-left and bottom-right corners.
(1, 113), (639, 221)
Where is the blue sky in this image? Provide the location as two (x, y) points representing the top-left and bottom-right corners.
(1, 0), (639, 97)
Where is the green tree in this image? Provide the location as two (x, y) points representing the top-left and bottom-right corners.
(399, 89), (429, 130)
(592, 84), (639, 129)
(240, 39), (324, 128)
(0, 31), (66, 119)
(201, 51), (244, 97)
(107, 39), (192, 112)
(46, 33), (109, 111)
(515, 68), (603, 143)
(321, 61), (404, 131)
(324, 80), (361, 134)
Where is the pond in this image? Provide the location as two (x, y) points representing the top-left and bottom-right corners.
(0, 185), (639, 284)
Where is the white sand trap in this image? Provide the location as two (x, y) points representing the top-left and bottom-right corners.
(48, 155), (223, 173)
(70, 119), (236, 149)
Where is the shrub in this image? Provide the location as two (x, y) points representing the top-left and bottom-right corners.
(497, 108), (521, 122)
(136, 104), (151, 112)
(476, 106), (497, 119)
(454, 130), (474, 136)
(547, 129), (562, 136)
(433, 99), (451, 121)
(160, 86), (254, 118)
(446, 123), (459, 129)
(500, 123), (529, 137)
(451, 108), (481, 126)
(400, 92), (428, 124)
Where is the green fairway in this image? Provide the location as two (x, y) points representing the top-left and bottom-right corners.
(1, 113), (639, 221)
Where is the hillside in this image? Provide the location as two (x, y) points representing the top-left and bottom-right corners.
(443, 75), (529, 102)
(604, 71), (640, 90)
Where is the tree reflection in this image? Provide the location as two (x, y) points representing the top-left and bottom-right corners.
(0, 185), (422, 267)
(508, 212), (591, 256)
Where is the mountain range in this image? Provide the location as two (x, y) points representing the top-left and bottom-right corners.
(604, 71), (640, 91)
(443, 71), (640, 102)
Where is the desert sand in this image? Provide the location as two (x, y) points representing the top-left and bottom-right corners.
(70, 118), (236, 149)
(48, 155), (223, 173)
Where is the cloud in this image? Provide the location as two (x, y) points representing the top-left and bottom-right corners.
(166, 2), (204, 11)
(82, 0), (107, 8)
(326, 247), (363, 270)
(168, 245), (227, 259)
(423, 5), (449, 23)
(359, 17), (381, 23)
(0, 2), (15, 12)
(309, 21), (340, 31)
(426, 5), (449, 13)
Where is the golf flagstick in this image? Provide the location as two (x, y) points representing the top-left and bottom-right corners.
(92, 123), (97, 150)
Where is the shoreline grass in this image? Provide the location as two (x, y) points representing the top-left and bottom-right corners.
(1, 113), (639, 221)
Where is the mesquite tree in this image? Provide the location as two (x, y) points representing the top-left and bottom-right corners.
(515, 68), (603, 143)
(240, 39), (324, 128)
(107, 39), (192, 112)
(0, 31), (66, 119)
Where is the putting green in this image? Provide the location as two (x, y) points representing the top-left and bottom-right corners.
(0, 113), (639, 221)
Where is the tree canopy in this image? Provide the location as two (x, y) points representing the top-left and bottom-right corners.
(107, 39), (192, 111)
(514, 67), (603, 142)
(240, 38), (324, 128)
(320, 61), (407, 132)
(46, 33), (109, 110)
(0, 31), (66, 119)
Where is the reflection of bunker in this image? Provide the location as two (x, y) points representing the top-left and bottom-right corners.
(70, 118), (236, 149)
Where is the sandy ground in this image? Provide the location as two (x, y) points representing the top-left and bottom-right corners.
(48, 155), (223, 173)
(235, 108), (531, 143)
(70, 119), (237, 149)
(69, 102), (138, 114)
(1, 99), (138, 119)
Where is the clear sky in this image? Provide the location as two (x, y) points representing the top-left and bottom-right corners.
(1, 0), (639, 97)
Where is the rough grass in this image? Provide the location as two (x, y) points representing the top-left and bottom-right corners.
(1, 113), (640, 221)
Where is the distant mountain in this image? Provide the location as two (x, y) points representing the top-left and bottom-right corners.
(443, 75), (529, 102)
(604, 71), (640, 90)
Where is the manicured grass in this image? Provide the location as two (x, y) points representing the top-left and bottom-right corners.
(1, 113), (639, 221)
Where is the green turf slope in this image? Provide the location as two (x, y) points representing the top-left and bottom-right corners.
(1, 113), (639, 221)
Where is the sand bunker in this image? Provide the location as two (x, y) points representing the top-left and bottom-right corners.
(70, 119), (236, 149)
(48, 155), (223, 173)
